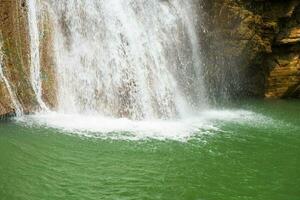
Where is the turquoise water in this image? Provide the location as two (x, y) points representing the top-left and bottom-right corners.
(0, 100), (299, 200)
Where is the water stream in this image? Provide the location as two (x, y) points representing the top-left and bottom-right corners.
(27, 0), (49, 111)
(0, 42), (23, 116)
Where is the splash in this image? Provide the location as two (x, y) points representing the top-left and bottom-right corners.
(17, 109), (270, 141)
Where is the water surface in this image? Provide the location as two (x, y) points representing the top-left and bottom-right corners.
(0, 100), (299, 200)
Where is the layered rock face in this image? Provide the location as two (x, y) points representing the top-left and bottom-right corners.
(0, 0), (56, 116)
(201, 0), (300, 99)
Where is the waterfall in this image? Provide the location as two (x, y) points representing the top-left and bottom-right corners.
(20, 1), (265, 140)
(0, 42), (23, 116)
(41, 0), (207, 120)
(172, 1), (207, 104)
(27, 0), (48, 111)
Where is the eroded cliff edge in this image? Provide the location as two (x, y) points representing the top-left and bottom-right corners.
(201, 0), (300, 99)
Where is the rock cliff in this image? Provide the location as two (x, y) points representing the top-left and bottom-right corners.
(201, 0), (300, 99)
(0, 0), (56, 117)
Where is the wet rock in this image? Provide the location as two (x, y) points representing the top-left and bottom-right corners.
(39, 3), (57, 109)
(0, 0), (57, 117)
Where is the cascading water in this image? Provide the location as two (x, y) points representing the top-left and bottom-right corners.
(21, 0), (261, 140)
(44, 0), (207, 120)
(0, 42), (23, 116)
(27, 0), (48, 111)
(15, 0), (266, 141)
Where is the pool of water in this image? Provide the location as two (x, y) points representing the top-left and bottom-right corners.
(0, 100), (299, 200)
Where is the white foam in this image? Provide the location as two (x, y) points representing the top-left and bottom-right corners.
(16, 109), (270, 141)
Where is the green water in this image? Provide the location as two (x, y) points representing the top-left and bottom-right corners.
(0, 100), (299, 200)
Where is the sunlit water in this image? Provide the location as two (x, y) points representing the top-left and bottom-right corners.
(1, 100), (299, 200)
